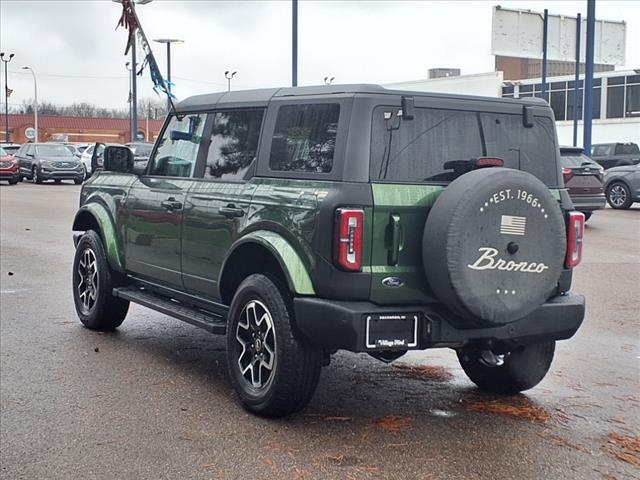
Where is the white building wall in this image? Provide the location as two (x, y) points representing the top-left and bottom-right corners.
(555, 119), (640, 146)
(385, 72), (504, 98)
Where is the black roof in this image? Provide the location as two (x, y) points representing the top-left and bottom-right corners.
(175, 84), (547, 112)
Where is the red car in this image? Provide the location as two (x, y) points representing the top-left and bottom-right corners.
(0, 146), (20, 185)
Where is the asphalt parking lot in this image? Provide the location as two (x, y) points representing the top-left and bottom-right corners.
(1, 182), (639, 480)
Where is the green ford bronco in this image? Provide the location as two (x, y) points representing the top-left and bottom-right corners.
(72, 84), (586, 417)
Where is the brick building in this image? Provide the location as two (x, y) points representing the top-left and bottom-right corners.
(1, 114), (164, 144)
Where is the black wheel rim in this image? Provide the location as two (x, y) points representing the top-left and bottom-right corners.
(609, 184), (627, 207)
(235, 300), (277, 390)
(76, 248), (99, 314)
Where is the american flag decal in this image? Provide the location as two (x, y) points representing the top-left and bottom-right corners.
(500, 215), (527, 236)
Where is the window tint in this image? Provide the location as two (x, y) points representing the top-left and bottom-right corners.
(204, 109), (264, 181)
(370, 107), (558, 186)
(592, 145), (613, 156)
(615, 143), (640, 155)
(607, 86), (624, 118)
(269, 104), (339, 173)
(150, 113), (206, 177)
(560, 154), (597, 168)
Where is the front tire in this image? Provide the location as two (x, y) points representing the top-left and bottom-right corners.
(72, 230), (129, 330)
(226, 274), (322, 417)
(583, 211), (592, 221)
(606, 182), (632, 209)
(457, 341), (555, 394)
(32, 166), (42, 184)
(8, 179), (18, 185)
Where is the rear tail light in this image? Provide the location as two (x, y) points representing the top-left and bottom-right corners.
(565, 211), (585, 268)
(562, 168), (572, 175)
(334, 208), (364, 271)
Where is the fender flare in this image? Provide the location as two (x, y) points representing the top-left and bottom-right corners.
(72, 203), (125, 272)
(221, 230), (315, 295)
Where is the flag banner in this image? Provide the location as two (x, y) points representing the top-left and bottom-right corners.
(115, 0), (176, 109)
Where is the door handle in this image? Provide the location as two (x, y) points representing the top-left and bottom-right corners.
(219, 204), (245, 218)
(161, 197), (183, 211)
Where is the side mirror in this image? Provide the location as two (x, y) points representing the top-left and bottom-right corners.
(103, 146), (134, 173)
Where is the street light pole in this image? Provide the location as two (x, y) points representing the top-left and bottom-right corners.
(153, 38), (184, 112)
(126, 61), (136, 142)
(21, 66), (38, 142)
(0, 52), (15, 142)
(225, 71), (237, 92)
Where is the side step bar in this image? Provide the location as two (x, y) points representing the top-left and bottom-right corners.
(113, 286), (227, 335)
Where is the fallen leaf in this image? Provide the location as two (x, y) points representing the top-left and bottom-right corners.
(462, 396), (550, 423)
(605, 433), (640, 467)
(393, 363), (453, 382)
(373, 415), (412, 432)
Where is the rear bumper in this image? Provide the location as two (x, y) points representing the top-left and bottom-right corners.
(293, 293), (585, 352)
(570, 194), (606, 212)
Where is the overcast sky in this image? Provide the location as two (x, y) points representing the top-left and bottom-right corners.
(1, 0), (638, 111)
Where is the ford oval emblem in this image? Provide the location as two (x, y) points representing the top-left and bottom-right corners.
(382, 276), (404, 288)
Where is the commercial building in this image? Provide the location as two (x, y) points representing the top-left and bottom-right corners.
(1, 114), (164, 145)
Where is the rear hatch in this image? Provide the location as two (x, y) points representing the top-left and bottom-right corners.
(367, 101), (562, 305)
(560, 151), (604, 196)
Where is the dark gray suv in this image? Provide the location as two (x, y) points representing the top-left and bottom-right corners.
(15, 143), (84, 184)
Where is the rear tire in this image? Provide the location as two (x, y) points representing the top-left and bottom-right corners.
(8, 179), (18, 185)
(226, 273), (322, 417)
(606, 182), (632, 209)
(583, 211), (592, 221)
(74, 178), (83, 185)
(457, 341), (555, 394)
(72, 230), (129, 330)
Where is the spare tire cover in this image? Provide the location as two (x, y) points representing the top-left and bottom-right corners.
(423, 168), (565, 325)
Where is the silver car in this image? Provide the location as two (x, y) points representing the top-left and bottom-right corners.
(604, 164), (640, 209)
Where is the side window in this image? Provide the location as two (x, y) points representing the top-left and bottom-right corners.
(149, 113), (206, 177)
(269, 103), (339, 173)
(204, 109), (264, 181)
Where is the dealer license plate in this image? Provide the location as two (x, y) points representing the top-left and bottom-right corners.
(365, 313), (419, 349)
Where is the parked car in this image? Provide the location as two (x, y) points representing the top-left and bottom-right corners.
(591, 142), (640, 169)
(64, 143), (89, 159)
(125, 142), (154, 172)
(14, 143), (84, 184)
(603, 164), (640, 209)
(0, 143), (22, 157)
(79, 143), (106, 179)
(0, 146), (20, 184)
(559, 146), (605, 221)
(71, 85), (585, 417)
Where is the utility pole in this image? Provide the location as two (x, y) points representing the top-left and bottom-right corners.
(292, 0), (298, 87)
(131, 40), (138, 142)
(0, 52), (15, 142)
(21, 66), (38, 143)
(540, 9), (549, 100)
(583, 0), (596, 155)
(126, 61), (136, 142)
(572, 13), (582, 147)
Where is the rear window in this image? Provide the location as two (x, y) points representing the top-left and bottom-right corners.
(370, 106), (559, 186)
(592, 145), (613, 156)
(269, 104), (339, 173)
(560, 153), (598, 168)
